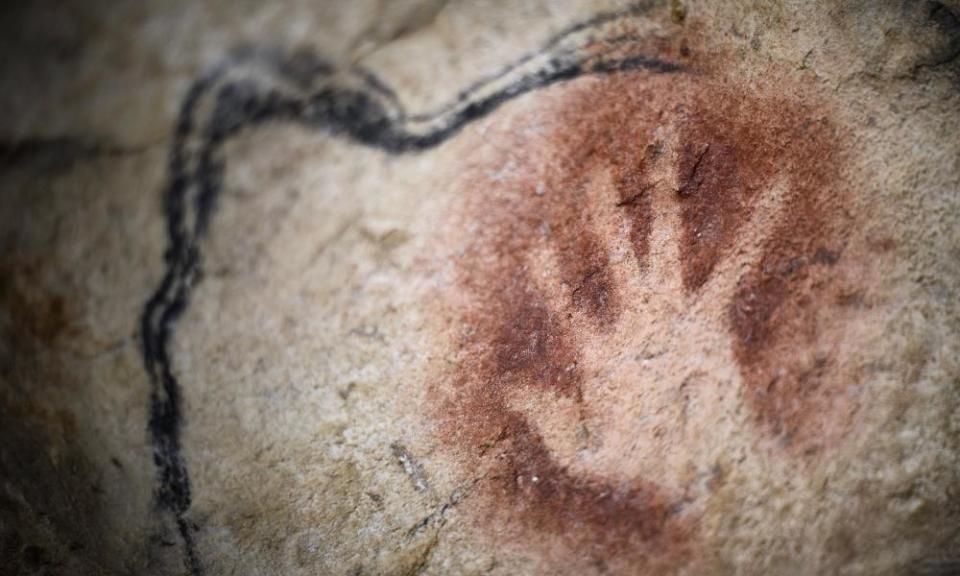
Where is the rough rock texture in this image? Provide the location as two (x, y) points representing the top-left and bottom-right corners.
(1, 1), (958, 575)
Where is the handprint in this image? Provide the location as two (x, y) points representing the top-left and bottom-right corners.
(429, 70), (866, 571)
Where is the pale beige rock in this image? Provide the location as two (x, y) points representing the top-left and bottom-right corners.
(1, 1), (958, 575)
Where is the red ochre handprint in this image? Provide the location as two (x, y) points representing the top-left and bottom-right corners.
(428, 68), (866, 572)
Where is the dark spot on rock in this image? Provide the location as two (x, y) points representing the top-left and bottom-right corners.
(21, 544), (47, 568)
(614, 157), (655, 267)
(0, 262), (74, 346)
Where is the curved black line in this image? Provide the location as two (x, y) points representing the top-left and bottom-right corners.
(405, 1), (660, 122)
(140, 5), (682, 574)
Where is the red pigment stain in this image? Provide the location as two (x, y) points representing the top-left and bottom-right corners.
(426, 39), (860, 573)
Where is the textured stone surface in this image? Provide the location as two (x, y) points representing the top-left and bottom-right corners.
(1, 1), (958, 575)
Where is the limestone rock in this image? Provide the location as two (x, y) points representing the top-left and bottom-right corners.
(1, 1), (958, 575)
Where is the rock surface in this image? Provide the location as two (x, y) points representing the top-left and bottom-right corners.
(1, 1), (959, 575)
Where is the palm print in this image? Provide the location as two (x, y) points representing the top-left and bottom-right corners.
(430, 70), (865, 569)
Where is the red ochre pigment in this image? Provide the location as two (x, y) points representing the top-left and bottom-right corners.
(426, 40), (862, 573)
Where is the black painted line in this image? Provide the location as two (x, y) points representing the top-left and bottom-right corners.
(140, 4), (681, 574)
